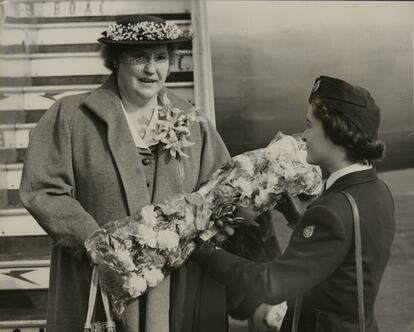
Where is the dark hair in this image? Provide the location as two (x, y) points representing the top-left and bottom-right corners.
(100, 43), (179, 72)
(310, 97), (385, 163)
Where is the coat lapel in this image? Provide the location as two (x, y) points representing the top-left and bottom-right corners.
(82, 74), (151, 215)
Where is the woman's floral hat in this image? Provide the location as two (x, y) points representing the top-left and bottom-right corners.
(98, 15), (193, 45)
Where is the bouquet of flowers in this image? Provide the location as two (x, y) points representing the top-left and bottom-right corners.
(84, 132), (322, 317)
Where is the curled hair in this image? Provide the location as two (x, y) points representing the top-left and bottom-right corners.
(310, 97), (385, 163)
(100, 43), (179, 72)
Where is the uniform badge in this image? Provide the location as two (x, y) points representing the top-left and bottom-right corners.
(311, 80), (321, 93)
(303, 225), (316, 238)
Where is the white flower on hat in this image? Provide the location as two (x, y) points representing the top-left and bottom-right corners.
(104, 21), (186, 42)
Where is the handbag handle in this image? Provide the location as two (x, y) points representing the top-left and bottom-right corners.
(100, 282), (116, 330)
(84, 266), (116, 332)
(291, 191), (366, 332)
(84, 266), (99, 331)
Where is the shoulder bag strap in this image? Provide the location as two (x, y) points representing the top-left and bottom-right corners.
(340, 191), (366, 332)
(291, 295), (303, 332)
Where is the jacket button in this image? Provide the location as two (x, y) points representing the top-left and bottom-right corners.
(142, 158), (150, 166)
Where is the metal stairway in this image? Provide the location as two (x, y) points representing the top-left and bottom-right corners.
(0, 1), (215, 330)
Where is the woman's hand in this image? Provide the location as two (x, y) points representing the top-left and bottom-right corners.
(214, 205), (261, 240)
(192, 239), (218, 260)
(274, 192), (303, 224)
(85, 247), (99, 266)
(234, 205), (262, 222)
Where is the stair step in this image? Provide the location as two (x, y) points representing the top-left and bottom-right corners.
(0, 149), (26, 164)
(0, 236), (51, 257)
(0, 290), (48, 310)
(0, 259), (50, 268)
(0, 320), (46, 331)
(0, 84), (194, 113)
(1, 190), (22, 209)
(0, 209), (46, 237)
(0, 82), (193, 94)
(0, 126), (34, 150)
(0, 265), (49, 290)
(0, 50), (193, 78)
(0, 289), (47, 324)
(0, 72), (194, 88)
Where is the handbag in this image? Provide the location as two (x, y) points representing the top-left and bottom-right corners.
(291, 191), (366, 332)
(83, 266), (116, 332)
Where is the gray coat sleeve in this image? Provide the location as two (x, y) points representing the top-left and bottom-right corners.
(19, 99), (100, 258)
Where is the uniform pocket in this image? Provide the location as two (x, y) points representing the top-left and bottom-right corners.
(313, 309), (342, 332)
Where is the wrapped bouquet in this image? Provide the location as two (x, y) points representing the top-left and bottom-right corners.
(84, 132), (322, 316)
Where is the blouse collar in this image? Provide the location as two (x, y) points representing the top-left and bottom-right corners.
(325, 163), (372, 190)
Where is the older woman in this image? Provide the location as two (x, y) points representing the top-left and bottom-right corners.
(20, 15), (235, 332)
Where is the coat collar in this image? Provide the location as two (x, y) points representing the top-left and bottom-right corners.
(321, 167), (378, 197)
(82, 74), (151, 215)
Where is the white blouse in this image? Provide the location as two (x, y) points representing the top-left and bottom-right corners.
(120, 100), (159, 150)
